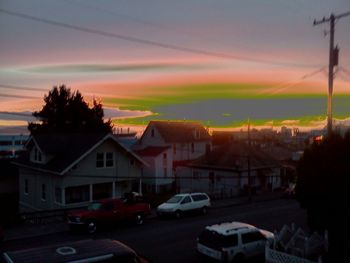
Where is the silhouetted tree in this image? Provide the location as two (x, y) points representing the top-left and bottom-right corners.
(296, 132), (350, 261)
(28, 85), (113, 134)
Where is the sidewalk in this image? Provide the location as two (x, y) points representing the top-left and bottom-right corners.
(3, 192), (283, 242)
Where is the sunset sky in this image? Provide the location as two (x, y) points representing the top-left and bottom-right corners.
(0, 0), (349, 129)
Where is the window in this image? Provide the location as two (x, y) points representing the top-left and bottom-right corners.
(106, 152), (114, 167)
(198, 230), (238, 248)
(192, 194), (208, 201)
(96, 152), (114, 168)
(41, 184), (46, 201)
(151, 128), (155, 137)
(181, 196), (191, 204)
(163, 168), (167, 178)
(193, 171), (201, 180)
(191, 143), (195, 153)
(96, 152), (104, 168)
(24, 179), (29, 195)
(209, 172), (215, 184)
(65, 185), (90, 204)
(0, 141), (11, 146)
(34, 147), (42, 162)
(173, 144), (176, 154)
(130, 159), (135, 166)
(55, 187), (62, 203)
(241, 231), (266, 244)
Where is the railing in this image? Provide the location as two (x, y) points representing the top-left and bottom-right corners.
(266, 247), (319, 263)
(20, 206), (86, 225)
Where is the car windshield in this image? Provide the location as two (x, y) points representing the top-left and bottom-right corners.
(166, 196), (183, 203)
(88, 202), (102, 211)
(198, 229), (238, 249)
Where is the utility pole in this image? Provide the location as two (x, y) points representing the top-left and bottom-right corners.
(313, 11), (350, 136)
(247, 119), (252, 203)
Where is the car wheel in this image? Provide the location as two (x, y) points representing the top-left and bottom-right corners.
(202, 206), (208, 215)
(135, 213), (144, 225)
(175, 210), (182, 219)
(232, 253), (244, 263)
(87, 220), (97, 234)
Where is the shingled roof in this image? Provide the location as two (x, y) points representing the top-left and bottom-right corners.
(14, 133), (146, 175)
(146, 121), (211, 143)
(135, 146), (170, 157)
(187, 143), (280, 171)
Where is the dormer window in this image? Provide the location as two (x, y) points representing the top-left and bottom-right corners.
(33, 147), (42, 163)
(194, 129), (200, 139)
(151, 128), (155, 137)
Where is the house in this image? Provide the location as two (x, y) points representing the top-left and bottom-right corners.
(135, 146), (173, 194)
(14, 133), (147, 212)
(176, 142), (283, 197)
(138, 121), (212, 161)
(135, 120), (212, 193)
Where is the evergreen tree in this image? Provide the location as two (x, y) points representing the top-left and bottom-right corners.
(28, 85), (113, 134)
(296, 132), (350, 261)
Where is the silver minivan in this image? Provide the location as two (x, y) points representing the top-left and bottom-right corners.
(157, 192), (210, 218)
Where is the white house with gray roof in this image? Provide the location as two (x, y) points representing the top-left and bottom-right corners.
(14, 133), (148, 212)
(138, 121), (212, 162)
(135, 121), (212, 193)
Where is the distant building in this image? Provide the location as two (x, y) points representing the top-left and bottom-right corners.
(280, 126), (293, 137)
(14, 133), (147, 212)
(0, 134), (28, 159)
(176, 143), (283, 197)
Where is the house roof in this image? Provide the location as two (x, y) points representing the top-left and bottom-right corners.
(145, 120), (211, 143)
(14, 133), (147, 175)
(135, 146), (170, 157)
(187, 143), (280, 171)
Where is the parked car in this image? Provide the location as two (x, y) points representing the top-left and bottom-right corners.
(67, 195), (151, 233)
(2, 239), (150, 263)
(197, 222), (274, 262)
(157, 192), (210, 218)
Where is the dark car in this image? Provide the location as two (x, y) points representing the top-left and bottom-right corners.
(2, 239), (150, 263)
(67, 195), (151, 233)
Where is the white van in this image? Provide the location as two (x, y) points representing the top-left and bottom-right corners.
(197, 222), (274, 262)
(157, 193), (210, 218)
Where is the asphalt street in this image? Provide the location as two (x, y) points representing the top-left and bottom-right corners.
(0, 199), (307, 263)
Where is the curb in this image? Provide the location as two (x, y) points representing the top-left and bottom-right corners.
(3, 194), (283, 242)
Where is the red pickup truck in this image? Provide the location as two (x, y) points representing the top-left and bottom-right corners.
(67, 195), (151, 233)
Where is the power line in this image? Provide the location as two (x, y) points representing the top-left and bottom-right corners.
(258, 67), (326, 96)
(57, 0), (251, 51)
(0, 7), (320, 68)
(0, 84), (49, 92)
(0, 93), (39, 99)
(339, 67), (350, 76)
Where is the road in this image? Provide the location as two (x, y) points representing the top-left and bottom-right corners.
(1, 199), (307, 262)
